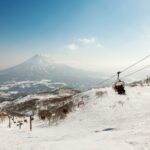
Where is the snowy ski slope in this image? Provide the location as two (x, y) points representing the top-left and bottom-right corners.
(0, 86), (150, 150)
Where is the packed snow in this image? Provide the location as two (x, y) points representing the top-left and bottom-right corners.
(13, 94), (59, 104)
(0, 86), (150, 150)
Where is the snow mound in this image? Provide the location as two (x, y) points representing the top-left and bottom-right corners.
(0, 86), (150, 150)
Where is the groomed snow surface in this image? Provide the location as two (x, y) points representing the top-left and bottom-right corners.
(0, 86), (150, 150)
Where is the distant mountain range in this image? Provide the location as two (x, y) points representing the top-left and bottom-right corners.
(0, 55), (102, 89)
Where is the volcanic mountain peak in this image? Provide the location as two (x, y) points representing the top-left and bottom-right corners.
(23, 54), (54, 66)
(0, 54), (102, 88)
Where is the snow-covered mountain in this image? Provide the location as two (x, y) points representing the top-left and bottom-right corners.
(0, 55), (101, 89)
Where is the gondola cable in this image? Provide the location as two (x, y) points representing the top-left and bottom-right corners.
(96, 54), (150, 87)
(122, 64), (150, 79)
(120, 54), (150, 74)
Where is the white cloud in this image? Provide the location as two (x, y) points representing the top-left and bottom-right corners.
(97, 43), (103, 48)
(67, 43), (79, 50)
(78, 37), (96, 45)
(67, 37), (103, 51)
(78, 37), (103, 48)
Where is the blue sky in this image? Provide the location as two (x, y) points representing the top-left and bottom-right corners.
(0, 0), (150, 72)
